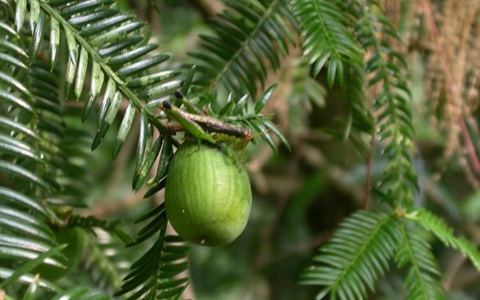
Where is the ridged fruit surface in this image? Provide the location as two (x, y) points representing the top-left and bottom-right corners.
(165, 143), (252, 247)
(34, 227), (87, 280)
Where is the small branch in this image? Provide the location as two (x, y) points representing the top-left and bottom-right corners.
(364, 132), (375, 209)
(300, 144), (364, 206)
(364, 60), (382, 210)
(256, 232), (332, 269)
(459, 117), (480, 177)
(160, 102), (252, 138)
(188, 0), (223, 20)
(160, 119), (185, 134)
(84, 190), (147, 219)
(443, 251), (466, 290)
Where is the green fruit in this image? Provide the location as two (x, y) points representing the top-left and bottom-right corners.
(165, 143), (252, 247)
(34, 227), (87, 280)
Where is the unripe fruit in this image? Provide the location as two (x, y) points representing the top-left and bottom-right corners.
(165, 143), (252, 247)
(35, 227), (87, 280)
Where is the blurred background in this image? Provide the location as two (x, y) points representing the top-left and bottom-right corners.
(65, 0), (480, 299)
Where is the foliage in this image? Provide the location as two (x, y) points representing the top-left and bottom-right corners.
(300, 211), (401, 299)
(395, 224), (445, 300)
(188, 0), (295, 97)
(292, 0), (362, 88)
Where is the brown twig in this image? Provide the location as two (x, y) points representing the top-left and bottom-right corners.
(300, 144), (364, 205)
(363, 68), (382, 210)
(443, 223), (480, 290)
(443, 251), (467, 290)
(255, 232), (333, 269)
(85, 189), (148, 218)
(188, 0), (223, 20)
(160, 102), (252, 139)
(459, 117), (480, 177)
(421, 0), (480, 179)
(364, 132), (375, 209)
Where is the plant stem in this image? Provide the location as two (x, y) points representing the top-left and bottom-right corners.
(364, 132), (375, 209)
(159, 104), (252, 138)
(459, 117), (480, 177)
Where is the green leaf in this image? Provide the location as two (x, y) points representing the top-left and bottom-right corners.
(83, 61), (105, 121)
(134, 137), (162, 191)
(117, 54), (169, 78)
(0, 40), (28, 60)
(248, 120), (277, 152)
(0, 268), (59, 292)
(80, 14), (133, 37)
(64, 28), (78, 98)
(137, 79), (183, 100)
(0, 187), (47, 217)
(74, 47), (89, 99)
(135, 113), (149, 178)
(29, 0), (40, 33)
(50, 287), (89, 300)
(263, 119), (290, 151)
(154, 137), (172, 182)
(232, 94), (248, 115)
(89, 21), (145, 47)
(22, 276), (41, 300)
(0, 245), (65, 289)
(49, 18), (60, 70)
(0, 116), (38, 140)
(0, 234), (51, 253)
(97, 78), (116, 127)
(126, 70), (180, 88)
(113, 103), (136, 160)
(15, 0), (26, 33)
(104, 91), (123, 126)
(0, 93), (32, 113)
(180, 65), (196, 98)
(143, 177), (167, 198)
(0, 53), (27, 70)
(0, 21), (18, 37)
(0, 72), (34, 100)
(0, 134), (42, 163)
(60, 0), (115, 17)
(0, 160), (50, 190)
(255, 83), (278, 114)
(30, 10), (45, 62)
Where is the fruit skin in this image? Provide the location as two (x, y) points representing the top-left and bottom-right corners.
(165, 143), (252, 247)
(34, 227), (87, 280)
